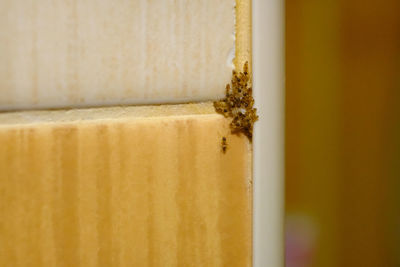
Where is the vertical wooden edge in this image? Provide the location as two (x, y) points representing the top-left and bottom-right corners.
(235, 0), (252, 73)
(248, 139), (254, 267)
(236, 1), (253, 266)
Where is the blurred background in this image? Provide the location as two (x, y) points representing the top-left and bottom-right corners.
(285, 0), (400, 266)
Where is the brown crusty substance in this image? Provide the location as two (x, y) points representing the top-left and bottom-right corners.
(213, 62), (258, 140)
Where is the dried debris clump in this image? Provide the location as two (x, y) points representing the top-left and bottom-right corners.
(214, 62), (258, 140)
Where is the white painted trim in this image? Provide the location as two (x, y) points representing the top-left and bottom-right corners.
(253, 0), (285, 266)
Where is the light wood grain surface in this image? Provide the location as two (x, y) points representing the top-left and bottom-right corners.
(0, 0), (236, 110)
(0, 104), (252, 267)
(0, 1), (253, 266)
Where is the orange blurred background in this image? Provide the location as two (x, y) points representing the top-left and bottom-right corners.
(285, 0), (400, 266)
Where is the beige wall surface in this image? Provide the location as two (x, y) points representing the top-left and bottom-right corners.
(0, 104), (252, 267)
(286, 0), (400, 266)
